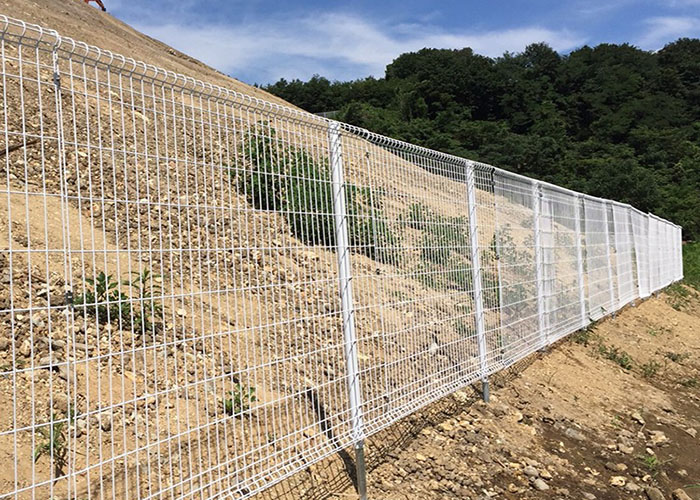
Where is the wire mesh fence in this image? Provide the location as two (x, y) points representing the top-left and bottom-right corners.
(0, 16), (684, 500)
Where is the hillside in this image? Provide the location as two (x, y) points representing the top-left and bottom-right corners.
(0, 0), (294, 107)
(0, 3), (689, 500)
(270, 282), (700, 500)
(265, 43), (700, 240)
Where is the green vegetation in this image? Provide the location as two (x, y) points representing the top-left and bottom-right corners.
(34, 410), (73, 478)
(403, 202), (471, 290)
(680, 377), (698, 388)
(266, 40), (700, 239)
(238, 128), (399, 264)
(598, 344), (633, 370)
(572, 325), (598, 346)
(646, 325), (671, 337)
(682, 242), (700, 289)
(664, 351), (690, 363)
(223, 383), (257, 416)
(74, 269), (163, 335)
(640, 360), (662, 378)
(638, 453), (662, 475)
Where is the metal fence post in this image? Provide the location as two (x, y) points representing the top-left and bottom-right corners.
(629, 208), (643, 299)
(602, 202), (616, 313)
(532, 181), (547, 348)
(574, 195), (587, 329)
(492, 169), (506, 365)
(329, 122), (367, 500)
(466, 162), (489, 402)
(611, 204), (623, 310)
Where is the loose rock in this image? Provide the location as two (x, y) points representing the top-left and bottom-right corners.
(531, 478), (549, 491)
(672, 489), (692, 500)
(646, 487), (667, 500)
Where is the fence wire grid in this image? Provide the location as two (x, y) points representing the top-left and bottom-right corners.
(0, 16), (684, 500)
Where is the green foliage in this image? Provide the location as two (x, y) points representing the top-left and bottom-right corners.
(572, 325), (597, 346)
(238, 129), (400, 264)
(223, 384), (257, 416)
(664, 351), (690, 363)
(34, 409), (74, 478)
(123, 269), (163, 335)
(638, 453), (662, 474)
(74, 271), (131, 326)
(665, 283), (690, 310)
(640, 360), (662, 378)
(74, 269), (163, 335)
(680, 377), (698, 388)
(404, 203), (472, 290)
(646, 325), (671, 337)
(682, 242), (700, 290)
(265, 40), (700, 239)
(598, 344), (633, 370)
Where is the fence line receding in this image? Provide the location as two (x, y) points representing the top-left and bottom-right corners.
(0, 16), (683, 500)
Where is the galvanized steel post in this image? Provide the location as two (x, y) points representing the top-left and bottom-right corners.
(329, 121), (367, 500)
(466, 162), (489, 402)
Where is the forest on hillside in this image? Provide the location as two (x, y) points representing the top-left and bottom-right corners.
(263, 40), (700, 240)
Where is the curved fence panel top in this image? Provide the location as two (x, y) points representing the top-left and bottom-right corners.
(0, 15), (683, 500)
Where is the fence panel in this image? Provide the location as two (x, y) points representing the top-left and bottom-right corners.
(612, 203), (636, 307)
(540, 186), (582, 342)
(0, 16), (685, 500)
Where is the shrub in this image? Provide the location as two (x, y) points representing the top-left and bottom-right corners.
(237, 128), (400, 264)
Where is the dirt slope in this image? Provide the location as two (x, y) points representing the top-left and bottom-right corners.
(0, 0), (292, 106)
(285, 286), (699, 500)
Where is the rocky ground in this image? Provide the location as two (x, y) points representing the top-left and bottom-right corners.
(274, 284), (699, 500)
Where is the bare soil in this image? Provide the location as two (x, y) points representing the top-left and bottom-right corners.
(276, 286), (699, 500)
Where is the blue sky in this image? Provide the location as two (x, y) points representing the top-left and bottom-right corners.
(104, 0), (700, 85)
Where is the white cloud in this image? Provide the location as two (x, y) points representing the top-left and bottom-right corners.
(130, 13), (585, 83)
(637, 16), (700, 49)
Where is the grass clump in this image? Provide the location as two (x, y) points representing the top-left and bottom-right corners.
(223, 383), (257, 417)
(664, 351), (690, 363)
(640, 360), (662, 378)
(34, 409), (73, 479)
(680, 377), (698, 388)
(573, 324), (598, 346)
(646, 325), (671, 337)
(598, 344), (633, 370)
(237, 128), (400, 265)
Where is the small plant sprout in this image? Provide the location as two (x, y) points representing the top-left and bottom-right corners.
(124, 269), (163, 334)
(34, 409), (74, 479)
(223, 383), (257, 416)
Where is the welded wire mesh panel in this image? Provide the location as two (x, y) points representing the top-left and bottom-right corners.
(540, 187), (583, 342)
(583, 198), (614, 320)
(605, 203), (619, 309)
(0, 21), (69, 500)
(612, 204), (636, 307)
(648, 217), (662, 292)
(336, 129), (482, 435)
(630, 210), (650, 297)
(1, 18), (358, 500)
(0, 15), (686, 500)
(493, 172), (540, 365)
